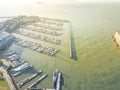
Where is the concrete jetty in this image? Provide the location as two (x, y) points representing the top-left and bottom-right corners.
(69, 21), (77, 60)
(28, 74), (47, 89)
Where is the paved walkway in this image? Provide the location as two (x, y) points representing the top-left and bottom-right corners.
(0, 67), (16, 90)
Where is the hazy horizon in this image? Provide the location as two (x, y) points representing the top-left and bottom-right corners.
(0, 0), (120, 5)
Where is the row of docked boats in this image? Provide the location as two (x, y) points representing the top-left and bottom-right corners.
(33, 23), (63, 31)
(6, 50), (18, 60)
(18, 29), (61, 45)
(24, 25), (62, 36)
(53, 70), (62, 90)
(15, 38), (59, 56)
(6, 51), (25, 67)
(11, 62), (33, 77)
(6, 51), (48, 89)
(6, 50), (33, 77)
(40, 17), (69, 24)
(39, 18), (64, 26)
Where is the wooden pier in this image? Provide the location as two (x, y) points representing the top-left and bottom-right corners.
(28, 74), (48, 89)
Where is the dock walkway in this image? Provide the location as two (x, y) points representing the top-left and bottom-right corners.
(28, 74), (47, 89)
(18, 70), (42, 88)
(0, 67), (16, 90)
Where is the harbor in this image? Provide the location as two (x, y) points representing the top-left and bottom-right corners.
(0, 16), (70, 90)
(14, 37), (59, 56)
(17, 29), (61, 45)
(1, 2), (120, 90)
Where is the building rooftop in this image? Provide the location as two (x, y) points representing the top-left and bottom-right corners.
(0, 31), (9, 41)
(0, 31), (11, 49)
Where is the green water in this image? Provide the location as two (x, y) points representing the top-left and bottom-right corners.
(1, 2), (120, 90)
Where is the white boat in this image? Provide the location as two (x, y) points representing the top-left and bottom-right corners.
(6, 51), (15, 56)
(12, 72), (21, 77)
(12, 65), (33, 77)
(56, 72), (62, 90)
(53, 70), (58, 88)
(11, 63), (31, 72)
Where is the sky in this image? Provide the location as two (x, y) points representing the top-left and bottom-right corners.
(0, 0), (120, 4)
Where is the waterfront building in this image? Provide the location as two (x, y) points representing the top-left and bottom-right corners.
(0, 31), (12, 49)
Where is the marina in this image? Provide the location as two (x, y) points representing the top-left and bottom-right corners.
(0, 15), (70, 90)
(15, 38), (59, 56)
(17, 28), (61, 45)
(1, 2), (120, 90)
(24, 24), (63, 36)
(33, 23), (63, 31)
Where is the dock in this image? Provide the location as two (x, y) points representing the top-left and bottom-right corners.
(26, 88), (55, 90)
(113, 32), (120, 47)
(28, 74), (47, 89)
(18, 70), (42, 88)
(1, 59), (15, 68)
(69, 21), (72, 58)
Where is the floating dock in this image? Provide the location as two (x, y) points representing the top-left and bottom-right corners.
(28, 74), (48, 89)
(112, 32), (120, 47)
(18, 70), (42, 88)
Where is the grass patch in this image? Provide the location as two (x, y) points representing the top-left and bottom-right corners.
(0, 80), (9, 90)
